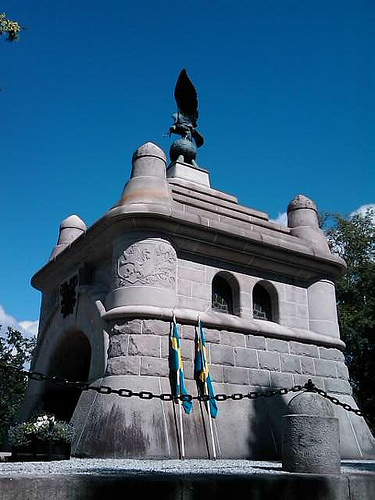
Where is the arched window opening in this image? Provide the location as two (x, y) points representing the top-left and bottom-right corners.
(253, 283), (273, 321)
(212, 275), (233, 314)
(43, 330), (91, 421)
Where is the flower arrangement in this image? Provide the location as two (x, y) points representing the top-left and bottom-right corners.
(9, 413), (74, 447)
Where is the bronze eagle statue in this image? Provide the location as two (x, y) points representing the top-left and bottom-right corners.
(169, 69), (204, 148)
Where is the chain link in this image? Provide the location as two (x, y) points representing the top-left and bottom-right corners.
(0, 363), (368, 417)
(307, 382), (364, 417)
(117, 389), (133, 398)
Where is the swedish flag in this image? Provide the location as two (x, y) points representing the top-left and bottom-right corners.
(170, 317), (193, 414)
(195, 321), (218, 418)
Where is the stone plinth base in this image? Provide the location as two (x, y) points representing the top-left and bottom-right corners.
(167, 161), (211, 186)
(0, 460), (375, 500)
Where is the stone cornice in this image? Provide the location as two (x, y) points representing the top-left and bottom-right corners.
(102, 304), (345, 350)
(31, 204), (346, 290)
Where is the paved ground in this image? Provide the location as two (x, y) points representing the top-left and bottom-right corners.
(0, 455), (374, 477)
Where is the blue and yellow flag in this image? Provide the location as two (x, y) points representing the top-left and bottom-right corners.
(170, 317), (193, 414)
(194, 320), (218, 418)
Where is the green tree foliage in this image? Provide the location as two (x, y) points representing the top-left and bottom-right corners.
(0, 13), (22, 42)
(0, 327), (36, 446)
(325, 209), (375, 431)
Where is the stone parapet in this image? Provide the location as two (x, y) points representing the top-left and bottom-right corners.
(103, 305), (345, 349)
(32, 201), (346, 292)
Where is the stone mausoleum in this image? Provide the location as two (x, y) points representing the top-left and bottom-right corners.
(21, 74), (375, 460)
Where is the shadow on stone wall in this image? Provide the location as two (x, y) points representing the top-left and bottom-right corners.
(247, 394), (289, 460)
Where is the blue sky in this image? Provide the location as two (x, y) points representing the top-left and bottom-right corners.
(1, 0), (374, 334)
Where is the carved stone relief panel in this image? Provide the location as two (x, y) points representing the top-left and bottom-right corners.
(106, 236), (178, 310)
(116, 239), (177, 289)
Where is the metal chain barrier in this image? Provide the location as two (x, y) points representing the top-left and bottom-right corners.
(0, 363), (367, 417)
(303, 379), (365, 417)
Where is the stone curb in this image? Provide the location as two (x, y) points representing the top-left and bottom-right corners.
(0, 469), (375, 500)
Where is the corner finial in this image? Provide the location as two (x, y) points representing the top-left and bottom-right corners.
(168, 69), (204, 165)
(287, 194), (318, 214)
(287, 194), (330, 254)
(117, 142), (171, 206)
(50, 214), (86, 260)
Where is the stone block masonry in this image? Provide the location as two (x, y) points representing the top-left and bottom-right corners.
(98, 315), (372, 460)
(175, 259), (327, 333)
(107, 319), (352, 395)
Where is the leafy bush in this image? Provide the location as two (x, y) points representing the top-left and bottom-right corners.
(9, 413), (74, 447)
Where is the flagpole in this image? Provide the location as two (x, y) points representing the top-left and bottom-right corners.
(173, 313), (186, 459)
(177, 369), (185, 459)
(205, 382), (217, 460)
(198, 318), (217, 460)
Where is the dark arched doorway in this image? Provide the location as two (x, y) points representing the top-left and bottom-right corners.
(43, 330), (91, 421)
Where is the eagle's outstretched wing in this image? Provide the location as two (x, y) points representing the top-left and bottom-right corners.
(174, 69), (199, 126)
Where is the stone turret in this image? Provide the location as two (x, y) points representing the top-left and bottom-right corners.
(118, 142), (172, 206)
(50, 214), (86, 260)
(287, 194), (330, 254)
(287, 195), (343, 339)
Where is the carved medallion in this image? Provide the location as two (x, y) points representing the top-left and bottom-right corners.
(117, 240), (176, 289)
